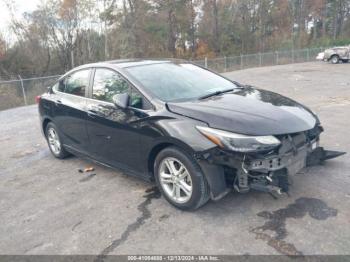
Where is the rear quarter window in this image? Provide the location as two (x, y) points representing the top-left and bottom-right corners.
(52, 82), (64, 92)
(53, 69), (90, 97)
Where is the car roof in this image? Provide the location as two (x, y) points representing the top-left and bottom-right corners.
(74, 59), (186, 71)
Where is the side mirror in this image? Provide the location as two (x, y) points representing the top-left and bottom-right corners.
(112, 93), (129, 109)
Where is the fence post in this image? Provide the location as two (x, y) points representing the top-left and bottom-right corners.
(275, 51), (279, 65)
(292, 49), (295, 63)
(224, 56), (227, 72)
(306, 48), (310, 62)
(18, 75), (27, 106)
(259, 53), (262, 67)
(204, 57), (208, 68)
(240, 54), (243, 70)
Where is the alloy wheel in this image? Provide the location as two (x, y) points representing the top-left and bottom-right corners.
(47, 127), (61, 155)
(158, 157), (193, 204)
(331, 56), (339, 64)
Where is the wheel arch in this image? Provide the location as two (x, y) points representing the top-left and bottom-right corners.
(330, 54), (340, 61)
(147, 138), (197, 178)
(42, 117), (53, 134)
(147, 139), (230, 202)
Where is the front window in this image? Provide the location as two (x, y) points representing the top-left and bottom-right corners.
(125, 63), (238, 102)
(92, 68), (151, 110)
(92, 68), (130, 103)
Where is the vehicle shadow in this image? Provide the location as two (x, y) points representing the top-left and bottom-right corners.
(74, 155), (339, 256)
(193, 170), (339, 256)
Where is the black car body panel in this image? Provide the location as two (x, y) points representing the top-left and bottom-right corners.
(38, 60), (345, 201)
(167, 87), (317, 136)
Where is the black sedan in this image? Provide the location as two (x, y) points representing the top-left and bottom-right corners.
(38, 60), (345, 210)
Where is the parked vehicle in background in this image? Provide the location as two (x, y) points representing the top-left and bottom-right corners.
(316, 45), (350, 64)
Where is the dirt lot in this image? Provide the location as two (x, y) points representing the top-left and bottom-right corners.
(0, 62), (349, 256)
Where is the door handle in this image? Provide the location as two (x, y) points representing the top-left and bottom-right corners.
(87, 109), (98, 118)
(55, 99), (62, 106)
(87, 104), (104, 118)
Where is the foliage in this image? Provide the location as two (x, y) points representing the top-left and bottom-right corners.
(0, 0), (350, 79)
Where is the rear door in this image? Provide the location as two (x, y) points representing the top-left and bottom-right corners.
(85, 67), (153, 173)
(51, 69), (92, 154)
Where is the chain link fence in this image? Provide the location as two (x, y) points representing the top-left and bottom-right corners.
(0, 47), (325, 111)
(0, 75), (61, 111)
(192, 47), (324, 73)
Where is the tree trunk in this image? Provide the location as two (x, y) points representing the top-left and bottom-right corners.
(321, 0), (327, 38)
(167, 6), (176, 57)
(332, 2), (338, 40)
(189, 0), (196, 57)
(213, 0), (219, 55)
(70, 49), (74, 68)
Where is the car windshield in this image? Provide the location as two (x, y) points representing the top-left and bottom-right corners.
(125, 63), (238, 102)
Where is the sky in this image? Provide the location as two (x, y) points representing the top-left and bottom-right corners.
(0, 0), (40, 33)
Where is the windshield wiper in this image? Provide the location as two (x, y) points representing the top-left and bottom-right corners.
(198, 88), (234, 100)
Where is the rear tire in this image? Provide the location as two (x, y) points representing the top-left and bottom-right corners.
(330, 55), (340, 64)
(45, 122), (70, 159)
(154, 147), (210, 210)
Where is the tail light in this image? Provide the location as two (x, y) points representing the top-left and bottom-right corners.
(35, 95), (41, 104)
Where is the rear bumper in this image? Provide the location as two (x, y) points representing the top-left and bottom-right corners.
(197, 143), (345, 200)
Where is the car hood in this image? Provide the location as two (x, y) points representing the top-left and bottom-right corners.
(167, 86), (317, 136)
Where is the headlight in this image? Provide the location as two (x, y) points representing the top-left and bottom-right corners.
(196, 126), (281, 152)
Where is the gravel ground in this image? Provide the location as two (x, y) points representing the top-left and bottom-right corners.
(0, 62), (349, 256)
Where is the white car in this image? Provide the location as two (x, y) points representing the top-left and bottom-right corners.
(316, 45), (350, 64)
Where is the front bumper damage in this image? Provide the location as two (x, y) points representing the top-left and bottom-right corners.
(196, 126), (345, 200)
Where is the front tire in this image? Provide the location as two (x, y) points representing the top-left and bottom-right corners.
(330, 55), (340, 64)
(45, 122), (70, 159)
(154, 147), (210, 210)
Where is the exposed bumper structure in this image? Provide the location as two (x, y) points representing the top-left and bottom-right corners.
(196, 127), (345, 200)
(247, 146), (345, 194)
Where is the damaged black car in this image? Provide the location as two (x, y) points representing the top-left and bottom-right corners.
(38, 60), (345, 210)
